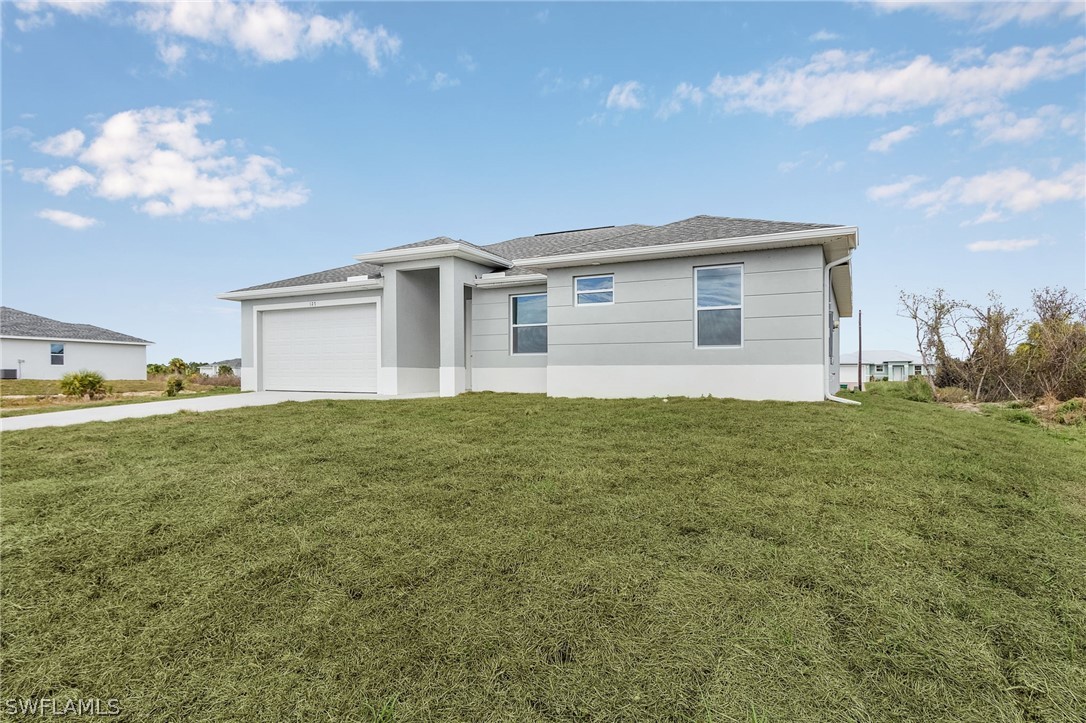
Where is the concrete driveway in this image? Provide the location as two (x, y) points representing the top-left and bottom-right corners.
(0, 391), (406, 432)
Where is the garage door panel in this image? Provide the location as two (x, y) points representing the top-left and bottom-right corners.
(261, 304), (378, 392)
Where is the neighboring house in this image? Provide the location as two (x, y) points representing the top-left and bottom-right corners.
(839, 349), (934, 389)
(0, 307), (151, 380)
(218, 215), (858, 401)
(198, 358), (242, 376)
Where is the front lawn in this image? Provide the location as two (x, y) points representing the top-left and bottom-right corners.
(1, 393), (1083, 721)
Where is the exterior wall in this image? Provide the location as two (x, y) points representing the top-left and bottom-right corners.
(1, 338), (146, 380)
(470, 282), (548, 393)
(827, 282), (840, 393)
(543, 246), (825, 400)
(395, 268), (440, 393)
(239, 288), (382, 391)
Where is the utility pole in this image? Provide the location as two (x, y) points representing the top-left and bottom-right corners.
(857, 310), (863, 392)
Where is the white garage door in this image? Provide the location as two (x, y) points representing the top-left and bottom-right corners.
(260, 303), (378, 393)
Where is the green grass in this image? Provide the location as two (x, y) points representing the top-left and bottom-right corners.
(0, 378), (166, 395)
(2, 393), (1083, 722)
(0, 387), (243, 418)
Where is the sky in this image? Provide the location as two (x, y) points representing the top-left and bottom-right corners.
(2, 0), (1084, 364)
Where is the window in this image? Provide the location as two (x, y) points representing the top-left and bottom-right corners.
(575, 274), (614, 305)
(694, 264), (742, 348)
(914, 365), (923, 375)
(875, 365), (884, 373)
(50, 343), (64, 365)
(511, 293), (547, 354)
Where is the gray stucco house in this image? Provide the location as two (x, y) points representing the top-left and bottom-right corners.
(840, 349), (933, 389)
(0, 307), (151, 380)
(218, 215), (858, 401)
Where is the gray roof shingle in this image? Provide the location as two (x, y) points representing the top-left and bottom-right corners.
(558, 215), (843, 255)
(230, 261), (383, 293)
(0, 307), (151, 344)
(481, 224), (651, 261)
(228, 215), (845, 294)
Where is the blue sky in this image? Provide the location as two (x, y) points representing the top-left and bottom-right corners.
(2, 1), (1084, 364)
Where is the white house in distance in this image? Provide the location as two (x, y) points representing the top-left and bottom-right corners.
(0, 307), (151, 380)
(839, 349), (933, 389)
(219, 215), (858, 402)
(198, 358), (242, 376)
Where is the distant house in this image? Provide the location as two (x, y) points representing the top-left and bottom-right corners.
(839, 349), (933, 389)
(0, 307), (151, 380)
(198, 358), (242, 376)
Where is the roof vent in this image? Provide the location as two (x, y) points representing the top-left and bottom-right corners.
(534, 225), (615, 237)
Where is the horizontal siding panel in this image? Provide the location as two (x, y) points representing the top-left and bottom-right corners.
(552, 320), (693, 346)
(547, 246), (823, 285)
(744, 315), (822, 341)
(548, 338), (821, 366)
(746, 291), (821, 318)
(472, 349), (546, 368)
(472, 333), (509, 352)
(474, 317), (510, 337)
(746, 268), (821, 295)
(550, 298), (692, 326)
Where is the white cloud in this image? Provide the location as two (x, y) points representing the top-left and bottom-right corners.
(457, 52), (477, 72)
(42, 165), (97, 195)
(156, 39), (187, 70)
(37, 208), (99, 230)
(871, 165), (1085, 222)
(868, 124), (919, 152)
(430, 72), (459, 90)
(707, 38), (1086, 125)
(13, 0), (106, 31)
(133, 1), (400, 69)
(872, 1), (1086, 31)
(972, 105), (1079, 144)
(809, 30), (841, 42)
(657, 82), (705, 119)
(605, 81), (644, 111)
(538, 69), (601, 95)
(866, 175), (925, 201)
(23, 104), (309, 220)
(34, 128), (85, 157)
(2, 160), (15, 173)
(966, 238), (1040, 252)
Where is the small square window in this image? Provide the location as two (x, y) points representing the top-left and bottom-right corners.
(50, 343), (64, 366)
(575, 275), (614, 305)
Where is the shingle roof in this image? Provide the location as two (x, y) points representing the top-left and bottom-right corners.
(209, 358), (242, 367)
(482, 225), (651, 261)
(228, 216), (845, 294)
(559, 215), (843, 255)
(0, 307), (151, 344)
(230, 262), (383, 293)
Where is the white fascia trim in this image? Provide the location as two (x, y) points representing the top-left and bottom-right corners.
(474, 272), (549, 288)
(217, 278), (384, 301)
(512, 226), (859, 268)
(354, 243), (513, 269)
(0, 335), (151, 346)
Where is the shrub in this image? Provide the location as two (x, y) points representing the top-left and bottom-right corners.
(59, 370), (108, 399)
(217, 365), (236, 377)
(1055, 398), (1085, 426)
(935, 386), (970, 403)
(165, 376), (185, 397)
(902, 375), (934, 403)
(201, 373), (241, 388)
(1002, 409), (1038, 425)
(146, 363), (169, 375)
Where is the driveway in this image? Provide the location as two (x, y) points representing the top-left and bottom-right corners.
(1, 391), (411, 431)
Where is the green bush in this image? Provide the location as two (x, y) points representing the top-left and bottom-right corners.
(59, 370), (108, 399)
(902, 375), (935, 402)
(1002, 409), (1039, 425)
(1055, 398), (1085, 426)
(217, 365), (235, 377)
(935, 386), (970, 403)
(165, 376), (185, 397)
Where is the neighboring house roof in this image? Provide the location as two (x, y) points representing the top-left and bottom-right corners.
(230, 262), (383, 293)
(840, 350), (926, 365)
(0, 306), (151, 344)
(560, 215), (842, 255)
(482, 225), (652, 261)
(204, 358), (242, 368)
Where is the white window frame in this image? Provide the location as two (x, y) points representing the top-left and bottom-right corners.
(50, 342), (64, 366)
(574, 274), (615, 306)
(694, 263), (743, 349)
(510, 292), (547, 356)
